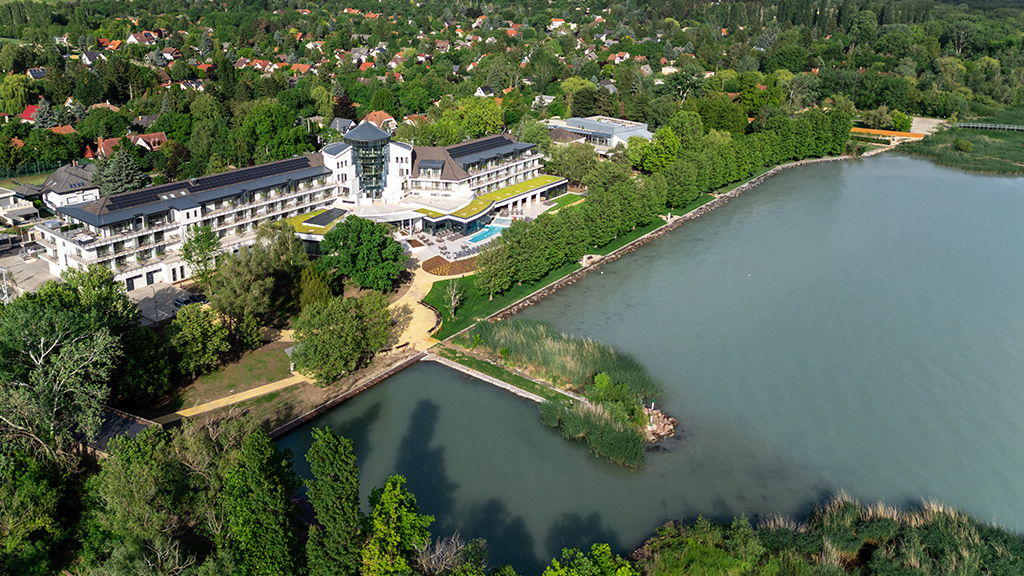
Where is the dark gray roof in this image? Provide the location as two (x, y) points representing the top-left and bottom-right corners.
(85, 406), (158, 454)
(134, 114), (161, 128)
(322, 141), (351, 156)
(411, 134), (534, 181)
(42, 164), (97, 196)
(330, 117), (356, 132)
(344, 121), (392, 143)
(60, 154), (329, 228)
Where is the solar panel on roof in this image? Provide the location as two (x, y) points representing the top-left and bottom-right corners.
(447, 136), (509, 159)
(100, 157), (314, 214)
(304, 208), (345, 227)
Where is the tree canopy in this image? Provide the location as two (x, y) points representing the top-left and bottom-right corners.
(315, 216), (406, 293)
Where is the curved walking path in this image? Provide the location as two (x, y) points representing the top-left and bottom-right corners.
(389, 261), (469, 351)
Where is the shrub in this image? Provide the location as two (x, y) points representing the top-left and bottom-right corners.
(954, 137), (973, 152)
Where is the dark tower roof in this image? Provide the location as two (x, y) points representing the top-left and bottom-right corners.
(344, 121), (392, 143)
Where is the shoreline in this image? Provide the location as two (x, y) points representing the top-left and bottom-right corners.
(485, 154), (852, 323)
(272, 154), (857, 432)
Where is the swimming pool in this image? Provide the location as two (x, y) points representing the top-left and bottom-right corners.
(493, 217), (513, 227)
(469, 225), (503, 243)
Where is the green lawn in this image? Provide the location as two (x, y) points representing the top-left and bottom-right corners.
(181, 345), (293, 409)
(593, 219), (664, 256)
(434, 345), (570, 402)
(424, 261), (582, 339)
(548, 192), (584, 209)
(668, 193), (716, 216)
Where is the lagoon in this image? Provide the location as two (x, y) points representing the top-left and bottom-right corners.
(278, 154), (1024, 574)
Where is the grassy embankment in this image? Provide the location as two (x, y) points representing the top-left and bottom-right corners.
(898, 108), (1024, 173)
(454, 319), (663, 469)
(423, 194), (716, 339)
(636, 492), (1024, 576)
(433, 345), (570, 402)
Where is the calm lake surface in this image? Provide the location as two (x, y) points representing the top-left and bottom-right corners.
(279, 154), (1024, 573)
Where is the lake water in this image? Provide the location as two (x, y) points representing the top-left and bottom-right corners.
(278, 155), (1024, 573)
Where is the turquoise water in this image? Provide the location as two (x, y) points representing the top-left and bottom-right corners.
(470, 225), (503, 243)
(280, 155), (1024, 573)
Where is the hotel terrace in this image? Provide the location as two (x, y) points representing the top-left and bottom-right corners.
(36, 126), (566, 289)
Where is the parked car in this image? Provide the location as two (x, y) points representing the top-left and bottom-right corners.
(187, 293), (207, 304)
(172, 297), (191, 309)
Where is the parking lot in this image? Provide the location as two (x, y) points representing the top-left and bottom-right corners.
(127, 283), (197, 325)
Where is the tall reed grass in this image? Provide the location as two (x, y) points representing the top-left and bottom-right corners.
(539, 401), (646, 468)
(463, 319), (664, 401)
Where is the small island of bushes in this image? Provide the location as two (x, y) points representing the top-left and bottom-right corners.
(456, 319), (667, 468)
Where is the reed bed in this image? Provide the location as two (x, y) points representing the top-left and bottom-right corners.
(638, 493), (1024, 576)
(538, 400), (646, 468)
(463, 319), (664, 401)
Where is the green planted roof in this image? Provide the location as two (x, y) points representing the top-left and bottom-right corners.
(449, 175), (565, 220)
(416, 207), (446, 219)
(286, 209), (346, 234)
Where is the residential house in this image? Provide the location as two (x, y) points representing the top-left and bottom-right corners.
(329, 118), (356, 134)
(97, 132), (167, 157)
(362, 110), (397, 132)
(26, 68), (46, 80)
(17, 163), (99, 210)
(161, 47), (183, 62)
(126, 31), (158, 45)
(82, 51), (106, 66)
(474, 86), (495, 98)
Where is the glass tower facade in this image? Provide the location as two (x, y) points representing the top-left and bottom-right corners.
(344, 123), (392, 200)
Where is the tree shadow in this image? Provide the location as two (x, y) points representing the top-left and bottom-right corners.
(393, 399), (459, 526)
(545, 512), (622, 561)
(459, 498), (540, 574)
(389, 303), (413, 346)
(332, 400), (383, 465)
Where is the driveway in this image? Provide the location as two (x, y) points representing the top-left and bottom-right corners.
(127, 283), (195, 325)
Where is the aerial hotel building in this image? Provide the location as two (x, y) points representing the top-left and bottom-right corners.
(35, 123), (566, 290)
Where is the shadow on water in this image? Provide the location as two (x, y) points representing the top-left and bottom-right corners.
(393, 399), (459, 529)
(393, 399), (543, 573)
(546, 512), (622, 558)
(331, 400), (383, 467)
(461, 498), (540, 574)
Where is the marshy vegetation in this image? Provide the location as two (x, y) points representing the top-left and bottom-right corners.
(458, 319), (664, 468)
(634, 491), (1024, 576)
(539, 400), (647, 468)
(459, 319), (663, 400)
(898, 107), (1024, 173)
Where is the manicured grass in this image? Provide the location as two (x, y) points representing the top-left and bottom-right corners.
(592, 220), (664, 256)
(434, 345), (570, 402)
(181, 345), (293, 408)
(668, 193), (715, 216)
(548, 192), (584, 208)
(424, 261), (582, 339)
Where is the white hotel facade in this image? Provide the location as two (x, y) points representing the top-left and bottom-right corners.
(35, 123), (566, 290)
